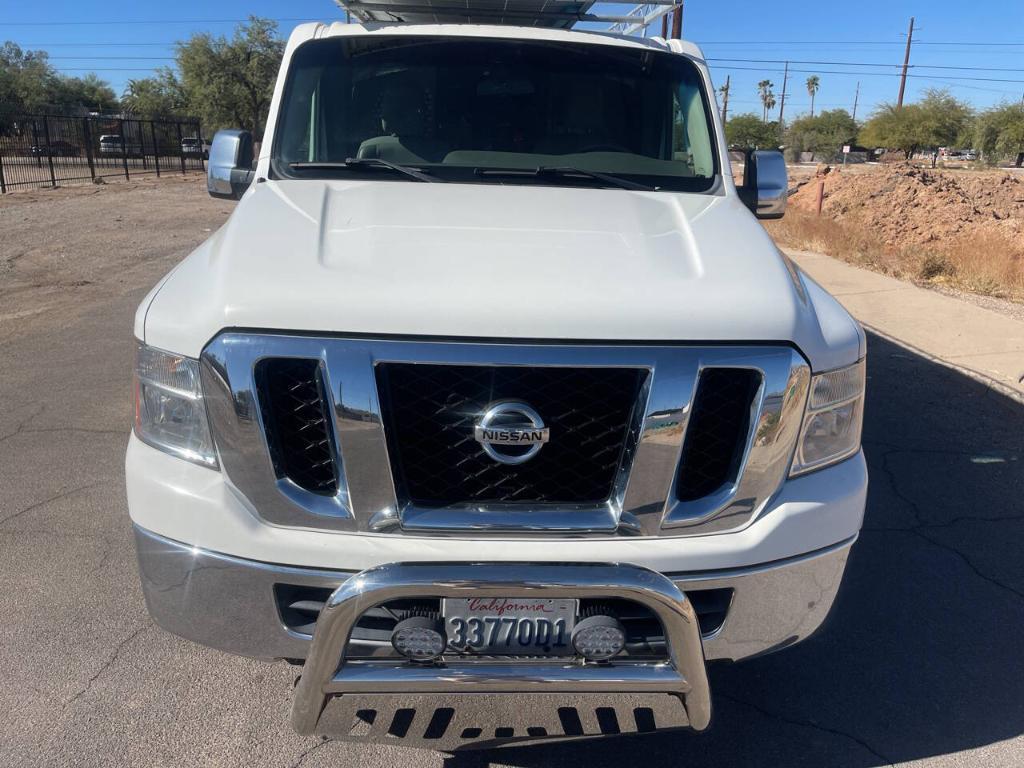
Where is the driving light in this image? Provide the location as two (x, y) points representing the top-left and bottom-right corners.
(791, 359), (865, 476)
(571, 615), (626, 661)
(391, 617), (446, 661)
(133, 342), (218, 468)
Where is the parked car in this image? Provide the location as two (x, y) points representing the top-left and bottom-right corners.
(98, 134), (122, 154)
(98, 134), (142, 156)
(128, 18), (867, 751)
(180, 137), (210, 158)
(29, 140), (80, 157)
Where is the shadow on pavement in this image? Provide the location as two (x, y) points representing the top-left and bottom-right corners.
(448, 331), (1024, 768)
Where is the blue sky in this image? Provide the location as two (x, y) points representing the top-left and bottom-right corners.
(2, 0), (1022, 119)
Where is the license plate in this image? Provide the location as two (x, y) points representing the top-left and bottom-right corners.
(443, 598), (577, 656)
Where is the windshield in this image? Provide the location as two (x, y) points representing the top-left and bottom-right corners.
(271, 36), (718, 192)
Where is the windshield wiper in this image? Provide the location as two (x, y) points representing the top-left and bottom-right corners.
(289, 157), (440, 183)
(475, 166), (655, 191)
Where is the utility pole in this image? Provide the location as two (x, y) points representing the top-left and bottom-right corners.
(661, 13), (668, 39)
(777, 61), (789, 129)
(897, 16), (914, 108)
(671, 1), (683, 39)
(852, 81), (860, 121)
(721, 75), (731, 122)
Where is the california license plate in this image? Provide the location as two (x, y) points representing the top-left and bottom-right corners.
(443, 598), (577, 656)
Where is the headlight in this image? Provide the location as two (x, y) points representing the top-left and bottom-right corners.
(133, 342), (218, 468)
(790, 359), (865, 476)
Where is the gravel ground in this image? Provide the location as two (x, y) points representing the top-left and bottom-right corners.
(924, 283), (1024, 325)
(0, 176), (231, 342)
(1, 178), (1023, 767)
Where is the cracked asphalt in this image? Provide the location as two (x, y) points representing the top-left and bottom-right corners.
(2, 179), (1023, 767)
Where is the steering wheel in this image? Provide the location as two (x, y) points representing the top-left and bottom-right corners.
(576, 143), (632, 154)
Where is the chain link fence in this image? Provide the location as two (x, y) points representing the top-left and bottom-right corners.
(0, 113), (206, 193)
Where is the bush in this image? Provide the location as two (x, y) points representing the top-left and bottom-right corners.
(974, 103), (1024, 163)
(725, 114), (780, 149)
(918, 253), (955, 280)
(785, 109), (857, 161)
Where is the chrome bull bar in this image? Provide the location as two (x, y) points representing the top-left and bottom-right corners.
(291, 562), (712, 741)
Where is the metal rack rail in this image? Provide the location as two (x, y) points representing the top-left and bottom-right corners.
(333, 0), (681, 30)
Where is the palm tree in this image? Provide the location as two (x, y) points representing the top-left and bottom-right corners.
(806, 75), (820, 118)
(757, 80), (775, 122)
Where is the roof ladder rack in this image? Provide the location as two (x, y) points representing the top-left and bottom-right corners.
(606, 2), (679, 36)
(333, 0), (681, 30)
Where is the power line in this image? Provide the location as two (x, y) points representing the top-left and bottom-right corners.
(913, 76), (1024, 95)
(45, 56), (175, 60)
(706, 57), (1024, 73)
(699, 40), (906, 45)
(7, 42), (176, 46)
(710, 64), (1024, 84)
(915, 40), (1024, 46)
(709, 57), (902, 68)
(44, 67), (167, 71)
(0, 17), (328, 26)
(698, 39), (1024, 46)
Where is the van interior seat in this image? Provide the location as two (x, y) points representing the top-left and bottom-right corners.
(356, 83), (448, 164)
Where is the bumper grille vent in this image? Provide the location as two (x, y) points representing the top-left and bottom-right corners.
(273, 585), (733, 654)
(375, 363), (645, 506)
(256, 358), (338, 496)
(676, 368), (762, 501)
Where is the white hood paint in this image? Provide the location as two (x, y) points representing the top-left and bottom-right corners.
(141, 179), (863, 371)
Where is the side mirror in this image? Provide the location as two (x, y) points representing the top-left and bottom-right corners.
(208, 129), (255, 200)
(739, 149), (788, 219)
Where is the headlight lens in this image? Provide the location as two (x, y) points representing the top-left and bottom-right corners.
(791, 359), (865, 476)
(133, 342), (218, 468)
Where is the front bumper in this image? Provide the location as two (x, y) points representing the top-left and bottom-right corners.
(135, 526), (854, 747)
(294, 562), (712, 747)
(134, 524), (854, 667)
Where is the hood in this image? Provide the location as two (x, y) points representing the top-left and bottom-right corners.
(141, 179), (863, 370)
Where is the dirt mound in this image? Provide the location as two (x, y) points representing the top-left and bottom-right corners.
(788, 165), (1024, 251)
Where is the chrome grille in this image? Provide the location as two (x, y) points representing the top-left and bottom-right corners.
(200, 335), (810, 537)
(676, 368), (762, 501)
(375, 363), (645, 505)
(255, 358), (338, 495)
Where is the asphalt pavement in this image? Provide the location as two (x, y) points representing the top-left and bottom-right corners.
(2, 226), (1023, 767)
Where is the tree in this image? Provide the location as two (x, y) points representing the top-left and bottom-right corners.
(785, 109), (857, 160)
(916, 89), (974, 158)
(122, 68), (187, 117)
(49, 73), (117, 113)
(859, 90), (973, 161)
(757, 80), (775, 123)
(726, 113), (781, 149)
(859, 104), (927, 158)
(0, 42), (117, 117)
(0, 42), (54, 114)
(806, 75), (820, 118)
(175, 17), (284, 138)
(973, 102), (1024, 162)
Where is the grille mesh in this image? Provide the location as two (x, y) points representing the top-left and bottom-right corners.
(256, 358), (338, 496)
(676, 368), (761, 501)
(376, 364), (644, 505)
